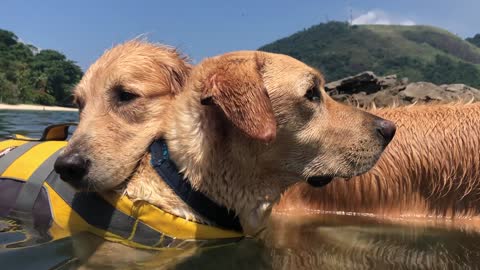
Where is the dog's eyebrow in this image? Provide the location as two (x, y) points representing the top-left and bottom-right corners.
(308, 70), (325, 88)
(304, 72), (321, 88)
(318, 76), (325, 88)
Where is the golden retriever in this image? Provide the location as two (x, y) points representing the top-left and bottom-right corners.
(52, 40), (193, 268)
(52, 47), (396, 268)
(119, 51), (396, 234)
(54, 40), (191, 191)
(56, 47), (395, 235)
(275, 102), (480, 230)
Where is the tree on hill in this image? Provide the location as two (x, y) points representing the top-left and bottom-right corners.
(467, 34), (480, 48)
(0, 30), (18, 47)
(259, 21), (480, 88)
(0, 29), (83, 106)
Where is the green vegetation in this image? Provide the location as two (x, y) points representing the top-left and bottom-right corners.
(0, 29), (82, 106)
(467, 34), (480, 48)
(259, 22), (480, 88)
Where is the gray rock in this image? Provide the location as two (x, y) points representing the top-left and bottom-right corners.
(400, 82), (446, 102)
(378, 74), (398, 88)
(440, 84), (480, 99)
(327, 71), (480, 107)
(325, 71), (380, 95)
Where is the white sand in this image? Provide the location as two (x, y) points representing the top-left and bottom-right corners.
(0, 104), (78, 112)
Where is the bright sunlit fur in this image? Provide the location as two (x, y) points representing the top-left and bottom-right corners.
(124, 51), (392, 234)
(275, 101), (480, 229)
(59, 40), (191, 191)
(63, 46), (392, 236)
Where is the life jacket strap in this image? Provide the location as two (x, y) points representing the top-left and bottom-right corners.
(10, 148), (64, 219)
(0, 125), (244, 248)
(0, 142), (41, 175)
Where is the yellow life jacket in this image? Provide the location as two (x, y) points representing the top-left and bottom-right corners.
(0, 123), (243, 250)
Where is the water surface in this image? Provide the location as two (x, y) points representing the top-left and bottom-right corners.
(0, 110), (78, 138)
(1, 110), (480, 269)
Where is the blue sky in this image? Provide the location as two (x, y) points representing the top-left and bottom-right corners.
(1, 0), (479, 70)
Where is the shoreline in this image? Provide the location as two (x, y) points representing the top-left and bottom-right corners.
(0, 103), (78, 112)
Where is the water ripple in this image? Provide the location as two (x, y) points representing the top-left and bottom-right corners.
(0, 110), (78, 139)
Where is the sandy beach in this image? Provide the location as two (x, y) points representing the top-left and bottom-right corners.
(0, 104), (78, 112)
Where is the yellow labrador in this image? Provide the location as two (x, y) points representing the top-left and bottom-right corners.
(55, 40), (190, 191)
(122, 51), (396, 234)
(56, 49), (395, 235)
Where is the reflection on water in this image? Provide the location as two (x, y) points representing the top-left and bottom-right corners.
(2, 214), (480, 269)
(1, 110), (480, 269)
(0, 110), (78, 138)
(263, 214), (480, 269)
(0, 217), (76, 269)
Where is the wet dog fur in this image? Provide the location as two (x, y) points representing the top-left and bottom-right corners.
(56, 47), (394, 235)
(275, 102), (480, 230)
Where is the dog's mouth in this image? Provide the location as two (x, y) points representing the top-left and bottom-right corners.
(306, 176), (334, 188)
(113, 151), (149, 192)
(57, 160), (141, 193)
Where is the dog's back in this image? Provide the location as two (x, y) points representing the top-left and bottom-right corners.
(276, 102), (480, 227)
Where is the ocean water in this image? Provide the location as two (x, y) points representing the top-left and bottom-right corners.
(0, 110), (79, 138)
(1, 110), (480, 269)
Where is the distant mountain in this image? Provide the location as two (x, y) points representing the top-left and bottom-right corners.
(0, 29), (83, 106)
(259, 22), (480, 88)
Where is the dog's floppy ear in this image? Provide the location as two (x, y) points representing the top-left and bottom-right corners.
(200, 54), (276, 143)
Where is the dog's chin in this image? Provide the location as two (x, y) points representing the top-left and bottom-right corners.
(70, 154), (145, 193)
(305, 164), (376, 188)
(60, 174), (127, 193)
(306, 176), (334, 188)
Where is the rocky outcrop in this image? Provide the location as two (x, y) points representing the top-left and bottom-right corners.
(326, 72), (480, 107)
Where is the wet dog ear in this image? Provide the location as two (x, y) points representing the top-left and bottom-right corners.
(200, 54), (276, 143)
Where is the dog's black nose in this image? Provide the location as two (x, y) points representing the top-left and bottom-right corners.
(375, 119), (396, 143)
(54, 153), (90, 183)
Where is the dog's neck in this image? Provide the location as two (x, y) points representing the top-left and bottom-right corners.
(123, 152), (205, 223)
(157, 90), (294, 235)
(124, 90), (296, 235)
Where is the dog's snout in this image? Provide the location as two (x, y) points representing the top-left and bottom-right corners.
(54, 152), (90, 183)
(375, 119), (396, 143)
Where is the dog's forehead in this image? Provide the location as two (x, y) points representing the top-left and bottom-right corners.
(74, 44), (182, 100)
(262, 52), (323, 93)
(264, 53), (321, 79)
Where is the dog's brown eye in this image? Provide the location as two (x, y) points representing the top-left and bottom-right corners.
(115, 86), (139, 103)
(305, 87), (321, 102)
(119, 91), (138, 102)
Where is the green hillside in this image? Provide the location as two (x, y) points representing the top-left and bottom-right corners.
(0, 29), (83, 106)
(467, 34), (480, 48)
(259, 22), (480, 88)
